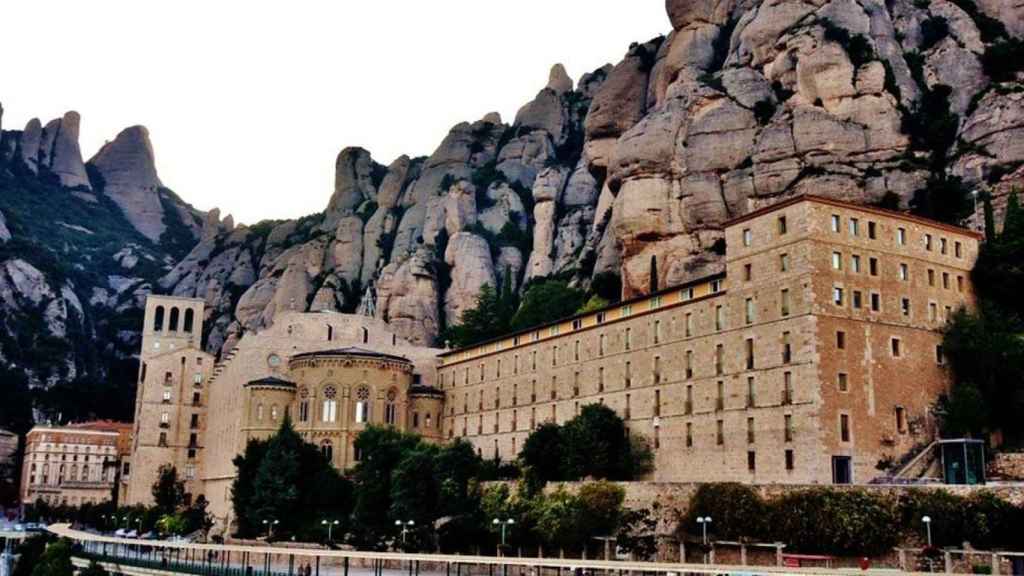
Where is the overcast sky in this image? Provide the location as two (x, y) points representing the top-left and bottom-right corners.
(2, 1), (667, 225)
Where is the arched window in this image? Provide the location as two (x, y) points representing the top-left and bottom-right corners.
(425, 413), (432, 428)
(183, 308), (195, 333)
(362, 327), (369, 344)
(169, 307), (180, 331)
(384, 389), (397, 426)
(271, 405), (279, 421)
(327, 325), (333, 341)
(322, 386), (338, 423)
(298, 387), (310, 422)
(257, 404), (264, 421)
(321, 440), (333, 463)
(81, 465), (89, 481)
(355, 386), (371, 423)
(154, 306), (165, 331)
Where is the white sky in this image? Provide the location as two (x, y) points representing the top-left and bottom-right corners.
(2, 1), (667, 225)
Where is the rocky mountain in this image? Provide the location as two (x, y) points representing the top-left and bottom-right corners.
(2, 0), (1023, 396)
(161, 0), (1024, 354)
(0, 105), (205, 395)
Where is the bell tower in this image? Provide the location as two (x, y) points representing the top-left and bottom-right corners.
(141, 296), (205, 360)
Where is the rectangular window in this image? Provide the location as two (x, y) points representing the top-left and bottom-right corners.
(868, 221), (877, 239)
(685, 385), (693, 415)
(896, 406), (907, 434)
(747, 376), (756, 408)
(624, 361), (632, 388)
(833, 287), (844, 306)
(836, 330), (846, 349)
(778, 215), (788, 235)
(869, 257), (879, 276)
(715, 306), (724, 331)
(901, 297), (911, 317)
(942, 272), (950, 290)
(745, 298), (755, 325)
(599, 335), (606, 356)
(784, 414), (794, 442)
(786, 449), (795, 470)
(624, 328), (632, 351)
(743, 228), (752, 247)
(717, 420), (725, 445)
(598, 367), (605, 390)
(871, 293), (881, 312)
(832, 252), (843, 270)
(747, 417), (756, 444)
(716, 380), (725, 411)
(925, 234), (933, 251)
(853, 290), (863, 309)
(838, 372), (849, 392)
(686, 422), (693, 447)
(654, 389), (662, 417)
(653, 321), (661, 344)
(574, 340), (581, 361)
(781, 331), (792, 364)
(849, 218), (859, 236)
(891, 337), (902, 357)
(936, 344), (945, 365)
(781, 289), (790, 316)
(780, 253), (790, 272)
(955, 241), (962, 258)
(552, 346), (558, 367)
(899, 263), (909, 281)
(715, 344), (724, 375)
(940, 238), (948, 255)
(957, 275), (964, 293)
(897, 227), (907, 246)
(840, 414), (851, 442)
(748, 451), (757, 472)
(928, 269), (936, 287)
(685, 313), (693, 337)
(573, 372), (580, 397)
(852, 254), (861, 273)
(831, 214), (841, 233)
(685, 350), (694, 379)
(744, 263), (752, 282)
(783, 372), (793, 405)
(653, 356), (661, 384)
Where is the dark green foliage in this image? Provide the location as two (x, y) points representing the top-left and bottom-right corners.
(439, 283), (518, 348)
(876, 191), (903, 211)
(78, 561), (109, 576)
(30, 539), (74, 576)
(519, 423), (563, 484)
(936, 383), (989, 438)
(681, 483), (768, 542)
(771, 81), (795, 103)
(919, 16), (950, 52)
(753, 99), (776, 125)
(521, 404), (651, 483)
(615, 505), (659, 560)
(770, 489), (899, 555)
(910, 175), (972, 225)
(440, 174), (457, 193)
(151, 465), (187, 515)
(589, 272), (622, 304)
(982, 38), (1024, 83)
(356, 200), (379, 224)
(470, 160), (505, 201)
(510, 280), (585, 332)
(232, 417), (352, 539)
(898, 489), (1024, 549)
(497, 221), (532, 257)
(13, 535), (51, 576)
(942, 305), (1024, 442)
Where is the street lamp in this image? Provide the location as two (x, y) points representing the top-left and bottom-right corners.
(394, 520), (415, 545)
(696, 516), (712, 545)
(262, 519), (279, 539)
(321, 519), (340, 542)
(922, 516), (933, 547)
(492, 518), (515, 553)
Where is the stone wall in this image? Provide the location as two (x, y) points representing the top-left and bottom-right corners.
(989, 452), (1024, 481)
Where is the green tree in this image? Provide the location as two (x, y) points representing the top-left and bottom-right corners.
(78, 561), (109, 576)
(942, 306), (1024, 442)
(936, 383), (988, 438)
(151, 465), (187, 515)
(680, 483), (768, 542)
(248, 417), (302, 538)
(974, 191), (1024, 319)
(532, 487), (583, 553)
(30, 539), (73, 576)
(576, 481), (625, 540)
(13, 535), (51, 576)
(769, 489), (899, 555)
(230, 436), (269, 537)
(519, 423), (564, 485)
(616, 506), (659, 560)
(350, 426), (422, 548)
(511, 281), (586, 332)
(441, 284), (518, 348)
(561, 404), (633, 480)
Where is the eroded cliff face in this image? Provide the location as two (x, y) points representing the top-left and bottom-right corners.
(164, 0), (1024, 351)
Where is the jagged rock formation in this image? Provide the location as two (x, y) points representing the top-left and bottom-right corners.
(0, 110), (206, 389)
(159, 0), (1024, 351)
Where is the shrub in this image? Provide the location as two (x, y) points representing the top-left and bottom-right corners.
(982, 38), (1024, 83)
(769, 489), (899, 555)
(680, 483), (769, 542)
(919, 16), (950, 52)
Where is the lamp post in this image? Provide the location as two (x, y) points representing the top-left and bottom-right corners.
(697, 516), (712, 565)
(922, 516), (933, 547)
(262, 519), (279, 539)
(696, 516), (712, 545)
(394, 520), (415, 545)
(492, 518), (515, 555)
(321, 519), (340, 542)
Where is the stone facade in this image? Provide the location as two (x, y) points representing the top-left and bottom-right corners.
(438, 196), (979, 485)
(125, 196), (980, 532)
(19, 421), (132, 507)
(124, 302), (443, 532)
